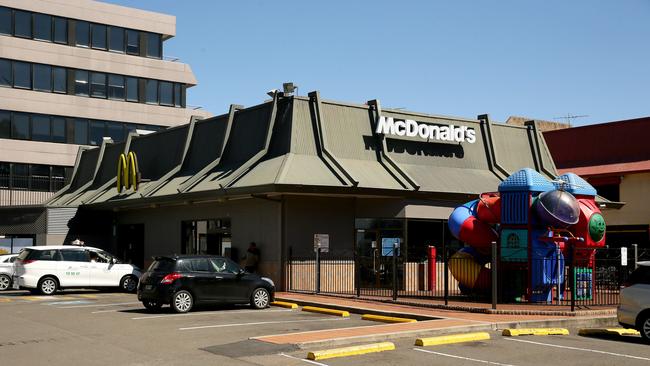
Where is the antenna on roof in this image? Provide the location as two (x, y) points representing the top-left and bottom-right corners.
(553, 113), (589, 127)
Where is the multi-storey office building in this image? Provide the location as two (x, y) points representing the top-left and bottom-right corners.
(0, 0), (211, 252)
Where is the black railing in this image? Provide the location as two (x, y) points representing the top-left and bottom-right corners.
(0, 174), (66, 206)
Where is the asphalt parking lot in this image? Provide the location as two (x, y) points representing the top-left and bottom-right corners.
(0, 290), (649, 365)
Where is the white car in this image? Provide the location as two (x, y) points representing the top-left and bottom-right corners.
(618, 261), (650, 342)
(13, 246), (141, 295)
(0, 254), (18, 291)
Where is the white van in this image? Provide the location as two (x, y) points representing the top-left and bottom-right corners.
(13, 246), (141, 295)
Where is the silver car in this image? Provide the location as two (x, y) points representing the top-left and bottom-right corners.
(0, 254), (18, 291)
(618, 261), (650, 342)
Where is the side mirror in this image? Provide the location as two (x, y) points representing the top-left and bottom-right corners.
(237, 268), (246, 276)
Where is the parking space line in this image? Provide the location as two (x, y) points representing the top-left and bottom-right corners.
(503, 338), (650, 361)
(279, 353), (329, 366)
(413, 348), (518, 366)
(57, 301), (141, 309)
(131, 308), (293, 320)
(179, 317), (349, 331)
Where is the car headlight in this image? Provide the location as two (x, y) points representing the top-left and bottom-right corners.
(261, 277), (274, 287)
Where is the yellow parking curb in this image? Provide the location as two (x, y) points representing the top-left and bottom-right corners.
(502, 328), (569, 336)
(307, 342), (395, 360)
(361, 314), (417, 323)
(302, 306), (349, 317)
(271, 301), (298, 309)
(578, 328), (640, 337)
(415, 332), (490, 346)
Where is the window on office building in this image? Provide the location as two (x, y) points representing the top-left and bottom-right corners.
(53, 17), (67, 44)
(108, 26), (124, 53)
(108, 74), (125, 100)
(14, 11), (32, 38)
(126, 30), (139, 55)
(106, 122), (124, 142)
(33, 64), (52, 92)
(33, 13), (52, 41)
(51, 166), (66, 190)
(174, 83), (182, 107)
(159, 81), (173, 106)
(88, 120), (105, 145)
(145, 79), (158, 104)
(75, 21), (90, 47)
(30, 164), (50, 191)
(0, 59), (11, 87)
(51, 117), (66, 143)
(32, 114), (51, 142)
(0, 7), (12, 35)
(91, 23), (107, 50)
(0, 163), (8, 188)
(11, 113), (30, 140)
(125, 77), (138, 102)
(74, 119), (88, 145)
(0, 111), (10, 139)
(75, 70), (89, 96)
(12, 164), (29, 189)
(146, 33), (162, 59)
(53, 67), (66, 93)
(90, 72), (107, 98)
(13, 61), (31, 89)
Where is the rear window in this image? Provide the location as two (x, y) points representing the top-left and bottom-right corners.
(148, 258), (176, 272)
(628, 266), (650, 286)
(17, 249), (31, 261)
(26, 249), (61, 261)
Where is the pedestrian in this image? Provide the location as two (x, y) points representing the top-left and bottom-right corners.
(244, 242), (260, 273)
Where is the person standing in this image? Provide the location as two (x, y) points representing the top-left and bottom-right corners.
(244, 242), (260, 273)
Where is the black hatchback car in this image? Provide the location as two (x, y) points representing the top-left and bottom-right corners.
(137, 255), (275, 313)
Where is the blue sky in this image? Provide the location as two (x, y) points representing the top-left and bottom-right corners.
(106, 0), (650, 126)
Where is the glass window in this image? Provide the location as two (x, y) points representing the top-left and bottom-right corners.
(53, 67), (66, 93)
(90, 72), (106, 98)
(174, 83), (182, 107)
(12, 163), (28, 189)
(11, 113), (30, 140)
(33, 64), (52, 92)
(51, 117), (65, 143)
(145, 79), (158, 104)
(30, 164), (50, 191)
(34, 13), (52, 41)
(14, 11), (32, 38)
(108, 74), (124, 100)
(88, 120), (105, 145)
(91, 23), (106, 50)
(210, 258), (240, 274)
(32, 114), (51, 142)
(74, 119), (88, 145)
(29, 249), (61, 261)
(0, 7), (12, 35)
(51, 166), (65, 190)
(0, 59), (11, 87)
(53, 17), (67, 44)
(75, 21), (90, 47)
(108, 26), (124, 52)
(126, 29), (139, 55)
(106, 122), (124, 142)
(125, 77), (138, 102)
(190, 259), (211, 272)
(60, 249), (89, 262)
(13, 61), (31, 89)
(0, 111), (10, 138)
(0, 162), (8, 188)
(159, 81), (173, 106)
(74, 70), (89, 96)
(146, 33), (161, 58)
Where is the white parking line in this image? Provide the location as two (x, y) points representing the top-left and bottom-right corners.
(131, 308), (293, 320)
(179, 317), (349, 331)
(57, 301), (141, 309)
(504, 338), (650, 361)
(413, 348), (518, 366)
(279, 352), (329, 366)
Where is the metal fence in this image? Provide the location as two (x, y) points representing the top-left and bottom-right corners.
(0, 175), (65, 206)
(287, 244), (640, 309)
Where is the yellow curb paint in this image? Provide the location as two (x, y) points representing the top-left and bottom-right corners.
(361, 314), (417, 323)
(76, 294), (99, 299)
(307, 342), (395, 360)
(0, 298), (11, 302)
(271, 301), (298, 309)
(502, 328), (569, 337)
(578, 328), (640, 337)
(415, 332), (491, 346)
(301, 306), (349, 317)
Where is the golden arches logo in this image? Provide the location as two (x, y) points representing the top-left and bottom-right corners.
(116, 151), (140, 193)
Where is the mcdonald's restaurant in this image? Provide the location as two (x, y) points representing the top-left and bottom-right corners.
(1, 90), (564, 289)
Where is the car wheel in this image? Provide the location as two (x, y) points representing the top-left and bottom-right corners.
(142, 300), (162, 312)
(171, 290), (193, 313)
(120, 275), (138, 293)
(38, 277), (58, 295)
(639, 314), (650, 343)
(250, 288), (270, 309)
(0, 274), (11, 291)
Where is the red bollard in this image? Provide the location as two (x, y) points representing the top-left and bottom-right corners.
(428, 246), (436, 291)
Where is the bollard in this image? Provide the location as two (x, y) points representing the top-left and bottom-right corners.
(491, 241), (497, 310)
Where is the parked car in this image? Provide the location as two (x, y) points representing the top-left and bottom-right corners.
(618, 261), (650, 342)
(13, 246), (141, 295)
(138, 255), (275, 313)
(0, 254), (18, 291)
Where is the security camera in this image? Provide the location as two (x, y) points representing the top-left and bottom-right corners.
(266, 89), (279, 97)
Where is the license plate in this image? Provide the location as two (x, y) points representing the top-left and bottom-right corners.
(145, 285), (153, 290)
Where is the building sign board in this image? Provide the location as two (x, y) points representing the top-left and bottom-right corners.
(375, 116), (476, 143)
(314, 234), (329, 253)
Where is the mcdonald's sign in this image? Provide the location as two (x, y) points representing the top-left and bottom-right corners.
(117, 151), (140, 193)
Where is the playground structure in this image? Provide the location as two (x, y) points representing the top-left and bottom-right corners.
(448, 168), (606, 302)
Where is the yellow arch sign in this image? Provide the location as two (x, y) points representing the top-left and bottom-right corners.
(117, 151), (140, 193)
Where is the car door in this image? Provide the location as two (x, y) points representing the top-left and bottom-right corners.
(209, 257), (250, 302)
(58, 249), (91, 287)
(188, 258), (220, 302)
(88, 250), (119, 287)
